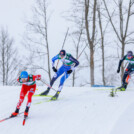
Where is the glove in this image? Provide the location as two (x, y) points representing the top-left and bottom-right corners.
(52, 67), (57, 72)
(67, 70), (72, 74)
(37, 75), (41, 80)
(117, 68), (120, 73)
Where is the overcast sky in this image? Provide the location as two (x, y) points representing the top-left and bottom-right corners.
(0, 0), (133, 54)
(0, 0), (72, 56)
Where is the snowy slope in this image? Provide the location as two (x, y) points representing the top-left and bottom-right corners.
(0, 86), (134, 134)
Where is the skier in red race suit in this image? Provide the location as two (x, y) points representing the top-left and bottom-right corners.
(10, 71), (41, 118)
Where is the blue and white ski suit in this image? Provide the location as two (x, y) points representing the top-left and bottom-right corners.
(50, 53), (79, 91)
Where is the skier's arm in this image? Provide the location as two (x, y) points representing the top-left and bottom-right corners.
(33, 75), (41, 81)
(69, 55), (79, 71)
(117, 55), (127, 73)
(52, 54), (59, 67)
(17, 77), (23, 83)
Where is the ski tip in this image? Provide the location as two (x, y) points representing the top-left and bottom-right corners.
(22, 119), (25, 126)
(0, 119), (5, 123)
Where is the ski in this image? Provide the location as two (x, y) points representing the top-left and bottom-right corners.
(33, 94), (54, 104)
(22, 116), (27, 126)
(34, 99), (52, 104)
(110, 88), (115, 97)
(33, 94), (53, 97)
(109, 87), (121, 97)
(34, 98), (60, 104)
(0, 112), (24, 123)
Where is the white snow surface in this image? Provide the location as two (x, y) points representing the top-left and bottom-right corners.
(0, 86), (134, 134)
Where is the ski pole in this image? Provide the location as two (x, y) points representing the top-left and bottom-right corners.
(40, 79), (57, 92)
(69, 44), (88, 70)
(77, 44), (88, 59)
(124, 61), (128, 69)
(56, 28), (69, 69)
(61, 28), (69, 49)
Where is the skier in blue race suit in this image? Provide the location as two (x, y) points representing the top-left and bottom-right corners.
(40, 50), (79, 100)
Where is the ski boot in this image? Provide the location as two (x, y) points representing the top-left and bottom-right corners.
(51, 91), (60, 100)
(24, 112), (28, 118)
(118, 83), (128, 91)
(10, 108), (19, 117)
(24, 107), (29, 118)
(40, 88), (50, 96)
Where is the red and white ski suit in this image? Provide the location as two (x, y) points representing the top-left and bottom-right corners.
(16, 75), (41, 109)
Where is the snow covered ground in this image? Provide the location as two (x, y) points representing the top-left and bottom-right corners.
(0, 86), (134, 134)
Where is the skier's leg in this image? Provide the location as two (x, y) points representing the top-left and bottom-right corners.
(120, 66), (131, 90)
(58, 66), (71, 92)
(17, 85), (28, 109)
(126, 75), (130, 84)
(49, 66), (65, 88)
(40, 66), (65, 95)
(11, 85), (28, 117)
(27, 85), (36, 107)
(122, 70), (129, 83)
(58, 73), (70, 91)
(51, 70), (71, 100)
(24, 85), (36, 117)
(125, 67), (134, 89)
